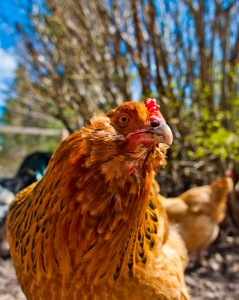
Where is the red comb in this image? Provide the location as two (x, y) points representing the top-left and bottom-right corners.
(145, 98), (160, 115)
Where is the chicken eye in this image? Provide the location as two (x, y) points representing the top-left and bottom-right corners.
(117, 114), (131, 126)
(150, 119), (160, 127)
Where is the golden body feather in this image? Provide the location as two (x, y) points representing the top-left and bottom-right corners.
(7, 101), (189, 299)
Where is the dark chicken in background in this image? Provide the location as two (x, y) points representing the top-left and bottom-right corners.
(0, 152), (52, 257)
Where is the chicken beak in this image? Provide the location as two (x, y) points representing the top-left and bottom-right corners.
(125, 121), (173, 147)
(152, 122), (173, 145)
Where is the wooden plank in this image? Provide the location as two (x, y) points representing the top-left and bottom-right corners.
(0, 125), (62, 136)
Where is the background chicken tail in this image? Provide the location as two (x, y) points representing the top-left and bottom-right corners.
(210, 177), (233, 223)
(222, 177), (239, 229)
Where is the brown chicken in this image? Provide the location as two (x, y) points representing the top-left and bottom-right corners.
(7, 99), (189, 300)
(161, 177), (233, 256)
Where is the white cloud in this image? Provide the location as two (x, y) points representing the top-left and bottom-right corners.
(0, 48), (18, 107)
(0, 48), (17, 79)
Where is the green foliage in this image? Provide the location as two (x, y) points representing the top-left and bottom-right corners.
(184, 108), (239, 162)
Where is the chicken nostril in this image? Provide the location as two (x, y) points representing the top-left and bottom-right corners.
(151, 120), (160, 127)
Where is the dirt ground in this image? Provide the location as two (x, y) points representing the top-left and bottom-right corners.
(185, 231), (239, 299)
(0, 231), (238, 300)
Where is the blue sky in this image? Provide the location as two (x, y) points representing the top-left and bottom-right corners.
(0, 0), (33, 116)
(0, 0), (142, 117)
